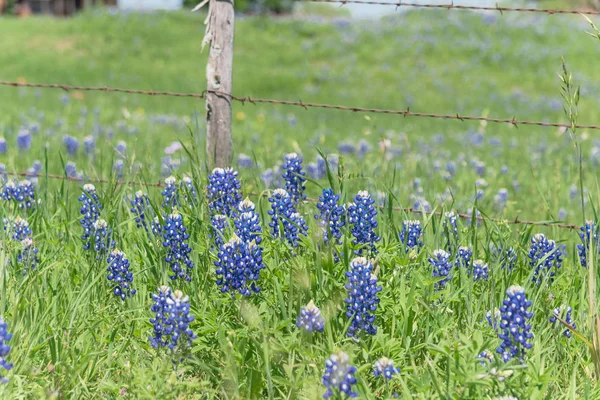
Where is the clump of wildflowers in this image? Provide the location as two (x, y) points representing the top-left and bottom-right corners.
(347, 191), (379, 255)
(296, 300), (325, 333)
(528, 233), (563, 284)
(345, 257), (381, 337)
(268, 189), (307, 247)
(79, 184), (102, 250)
(549, 306), (575, 338)
(577, 220), (600, 268)
(399, 220), (423, 253)
(149, 287), (196, 351)
(0, 320), (12, 383)
(161, 212), (194, 281)
(429, 249), (452, 289)
(214, 235), (264, 296)
(5, 216), (32, 241)
(282, 153), (306, 204)
(207, 168), (242, 217)
(315, 188), (345, 245)
(1, 180), (36, 209)
(496, 285), (533, 362)
(373, 357), (400, 380)
(107, 250), (136, 300)
(472, 259), (489, 281)
(322, 351), (358, 399)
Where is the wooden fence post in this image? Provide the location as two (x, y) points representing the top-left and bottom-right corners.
(204, 0), (234, 169)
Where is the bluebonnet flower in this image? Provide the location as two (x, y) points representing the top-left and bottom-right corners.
(373, 357), (400, 380)
(296, 300), (325, 333)
(446, 161), (456, 176)
(315, 188), (345, 245)
(472, 260), (489, 281)
(65, 162), (78, 178)
(429, 249), (452, 289)
(472, 160), (486, 176)
(113, 160), (124, 179)
(0, 320), (12, 383)
(0, 181), (16, 202)
(63, 135), (79, 155)
(494, 189), (509, 209)
(412, 196), (431, 212)
(215, 235), (264, 296)
(268, 189), (307, 247)
(162, 212), (194, 282)
(477, 350), (494, 366)
(492, 245), (517, 271)
(443, 211), (459, 248)
(207, 168), (242, 217)
(345, 257), (381, 337)
(1, 180), (36, 209)
(347, 191), (379, 255)
(115, 140), (127, 157)
(528, 233), (563, 284)
(27, 161), (42, 186)
(79, 184), (101, 250)
(486, 309), (501, 330)
(181, 176), (197, 206)
(338, 142), (356, 155)
(0, 138), (6, 154)
(455, 246), (472, 268)
(0, 164), (5, 183)
(282, 153), (306, 204)
(549, 306), (575, 338)
(5, 216), (33, 241)
(149, 287), (196, 350)
(92, 219), (115, 257)
(322, 352), (358, 399)
(501, 165), (509, 175)
(569, 184), (578, 201)
(496, 285), (533, 362)
(577, 220), (600, 267)
(17, 128), (31, 151)
(261, 168), (276, 188)
(237, 153), (253, 168)
(399, 220), (423, 253)
(130, 191), (156, 238)
(234, 199), (262, 244)
(107, 249), (136, 300)
(17, 237), (40, 273)
(357, 139), (372, 158)
(83, 136), (95, 156)
(210, 214), (228, 250)
(558, 208), (568, 221)
(161, 176), (179, 210)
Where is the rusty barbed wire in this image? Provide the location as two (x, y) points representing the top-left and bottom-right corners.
(296, 0), (600, 16)
(1, 81), (599, 130)
(0, 171), (579, 230)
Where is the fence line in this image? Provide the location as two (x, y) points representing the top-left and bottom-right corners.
(1, 81), (598, 131)
(297, 0), (600, 16)
(0, 171), (580, 230)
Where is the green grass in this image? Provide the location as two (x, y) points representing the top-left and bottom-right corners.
(0, 7), (599, 399)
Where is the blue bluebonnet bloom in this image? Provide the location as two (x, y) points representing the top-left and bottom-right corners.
(0, 320), (12, 383)
(115, 140), (127, 157)
(345, 257), (381, 337)
(0, 164), (6, 183)
(357, 139), (372, 158)
(491, 244), (517, 271)
(181, 176), (197, 206)
(282, 153), (306, 204)
(373, 357), (400, 380)
(455, 246), (472, 268)
(107, 250), (136, 300)
(234, 199), (262, 244)
(549, 306), (575, 338)
(528, 233), (563, 284)
(207, 168), (242, 217)
(296, 300), (325, 333)
(577, 220), (600, 267)
(162, 212), (194, 282)
(65, 162), (78, 178)
(496, 285), (533, 362)
(149, 287), (196, 350)
(92, 219), (115, 257)
(210, 214), (228, 250)
(268, 189), (307, 247)
(443, 211), (459, 241)
(63, 135), (79, 155)
(315, 188), (345, 246)
(5, 216), (33, 241)
(338, 142), (356, 155)
(486, 309), (501, 330)
(429, 249), (452, 289)
(0, 138), (6, 154)
(1, 180), (36, 209)
(494, 188), (509, 209)
(83, 136), (95, 156)
(477, 350), (494, 366)
(347, 191), (379, 255)
(237, 154), (253, 168)
(17, 128), (31, 151)
(558, 208), (568, 221)
(162, 176), (179, 210)
(322, 351), (358, 399)
(113, 160), (124, 178)
(79, 184), (102, 250)
(17, 237), (40, 273)
(215, 235), (263, 296)
(399, 220), (423, 253)
(472, 259), (489, 281)
(130, 191), (156, 238)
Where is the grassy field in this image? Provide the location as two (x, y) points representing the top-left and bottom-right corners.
(0, 6), (599, 399)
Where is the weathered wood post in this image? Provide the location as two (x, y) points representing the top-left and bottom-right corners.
(202, 0), (234, 169)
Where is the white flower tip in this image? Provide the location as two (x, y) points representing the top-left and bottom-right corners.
(83, 183), (96, 192)
(165, 176), (177, 185)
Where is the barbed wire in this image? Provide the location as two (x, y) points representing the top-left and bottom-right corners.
(0, 170), (579, 230)
(2, 81), (597, 130)
(296, 0), (600, 16)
